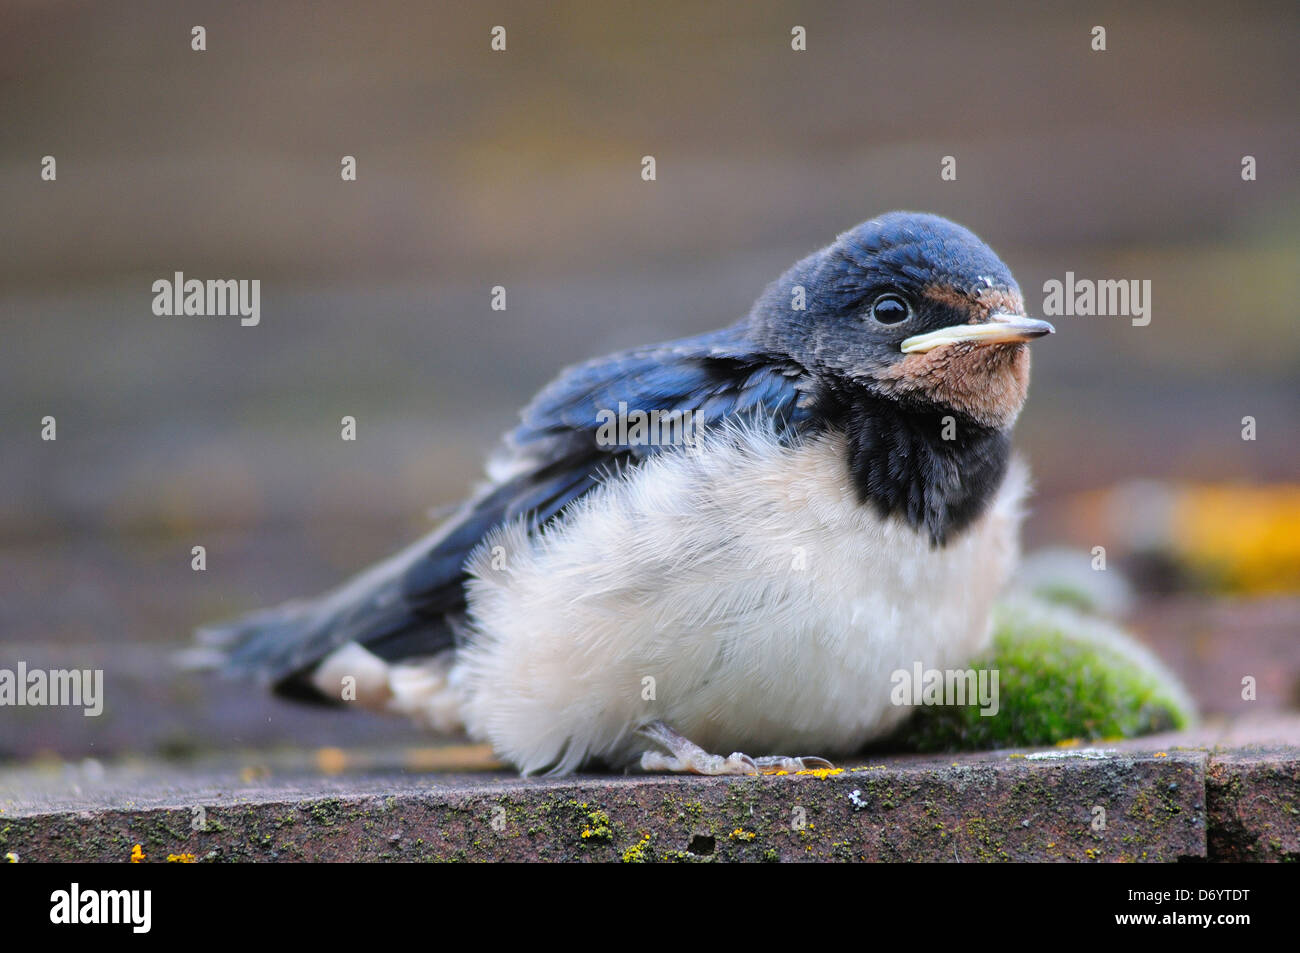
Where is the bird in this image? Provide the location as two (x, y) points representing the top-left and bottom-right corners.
(196, 211), (1055, 777)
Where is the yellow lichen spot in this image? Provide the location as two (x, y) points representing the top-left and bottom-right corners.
(1007, 753), (1026, 759)
(130, 844), (145, 863)
(621, 833), (652, 863)
(729, 828), (757, 842)
(580, 808), (612, 842)
(1154, 751), (1168, 758)
(166, 853), (196, 863)
(793, 767), (843, 778)
(315, 747), (347, 775)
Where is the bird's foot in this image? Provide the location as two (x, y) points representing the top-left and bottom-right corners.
(750, 754), (836, 774)
(636, 721), (834, 776)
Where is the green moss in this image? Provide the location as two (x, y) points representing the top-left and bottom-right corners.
(308, 798), (344, 826)
(888, 599), (1196, 752)
(1031, 583), (1096, 613)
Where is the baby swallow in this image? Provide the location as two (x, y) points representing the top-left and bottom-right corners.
(197, 211), (1054, 776)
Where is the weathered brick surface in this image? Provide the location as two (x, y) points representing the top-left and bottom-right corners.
(0, 749), (1214, 863)
(1205, 749), (1300, 862)
(5, 721), (1296, 863)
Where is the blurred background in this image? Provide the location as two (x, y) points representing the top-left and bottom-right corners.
(2, 0), (1297, 765)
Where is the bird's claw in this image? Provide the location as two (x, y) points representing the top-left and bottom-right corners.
(641, 748), (758, 776)
(636, 721), (834, 777)
(751, 755), (835, 774)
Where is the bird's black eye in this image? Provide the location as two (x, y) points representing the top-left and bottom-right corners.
(868, 293), (912, 325)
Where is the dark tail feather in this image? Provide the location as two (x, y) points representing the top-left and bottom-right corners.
(189, 600), (317, 675)
(181, 511), (471, 702)
(182, 586), (459, 703)
(179, 599), (329, 698)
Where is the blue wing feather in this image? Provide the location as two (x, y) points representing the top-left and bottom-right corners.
(397, 326), (810, 615)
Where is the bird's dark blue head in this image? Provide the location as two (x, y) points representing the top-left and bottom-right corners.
(749, 211), (1053, 429)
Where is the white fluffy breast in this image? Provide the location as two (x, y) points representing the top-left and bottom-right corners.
(453, 423), (1028, 775)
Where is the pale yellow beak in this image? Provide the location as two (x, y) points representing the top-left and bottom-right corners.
(900, 313), (1055, 354)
